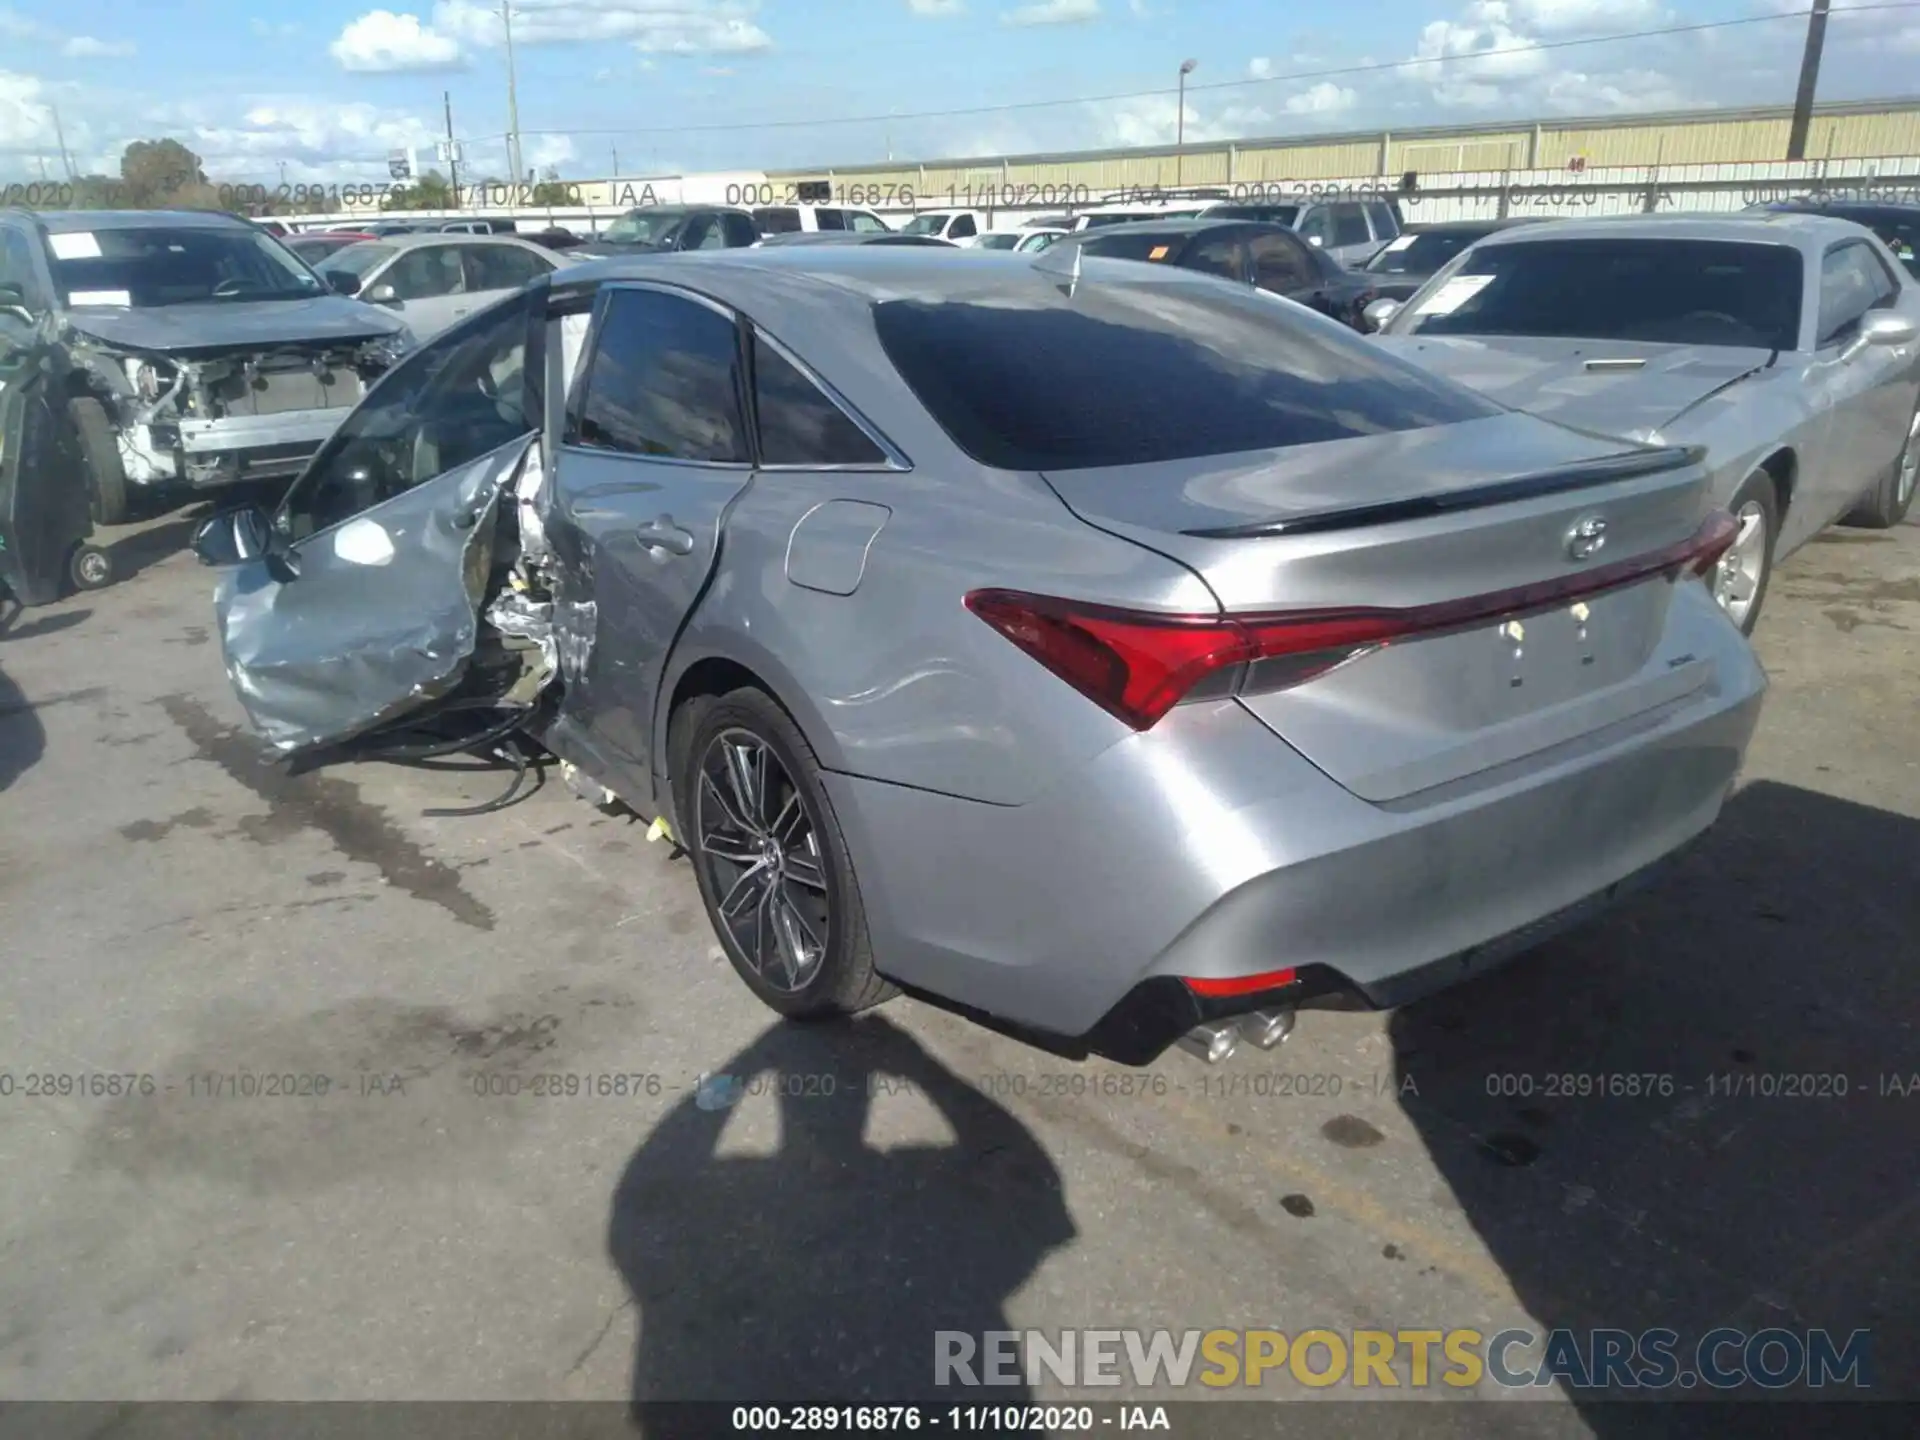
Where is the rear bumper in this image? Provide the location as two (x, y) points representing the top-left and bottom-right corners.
(826, 588), (1766, 1061)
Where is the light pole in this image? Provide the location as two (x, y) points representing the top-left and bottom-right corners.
(502, 0), (525, 185)
(1786, 0), (1832, 162)
(1176, 58), (1197, 187)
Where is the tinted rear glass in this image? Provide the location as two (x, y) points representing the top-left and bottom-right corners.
(1076, 232), (1182, 262)
(1400, 238), (1804, 350)
(873, 283), (1498, 471)
(1365, 229), (1496, 275)
(753, 207), (802, 233)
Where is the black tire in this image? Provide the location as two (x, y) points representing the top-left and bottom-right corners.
(670, 686), (894, 1020)
(68, 396), (130, 527)
(1712, 471), (1780, 636)
(68, 543), (113, 592)
(1842, 402), (1919, 529)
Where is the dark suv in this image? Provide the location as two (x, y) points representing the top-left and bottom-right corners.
(572, 206), (760, 258)
(1200, 197), (1404, 267)
(1754, 198), (1920, 277)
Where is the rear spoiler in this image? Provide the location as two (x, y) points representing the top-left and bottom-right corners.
(1182, 443), (1706, 540)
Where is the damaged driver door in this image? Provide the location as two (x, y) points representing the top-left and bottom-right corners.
(0, 234), (91, 608)
(200, 290), (542, 752)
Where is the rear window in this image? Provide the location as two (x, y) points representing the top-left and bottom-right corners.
(753, 207), (801, 234)
(1365, 229), (1493, 276)
(872, 283), (1498, 471)
(1398, 237), (1804, 351)
(1076, 232), (1182, 263)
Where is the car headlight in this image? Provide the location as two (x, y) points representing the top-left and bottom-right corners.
(363, 327), (417, 371)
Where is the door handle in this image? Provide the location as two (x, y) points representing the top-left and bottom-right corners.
(635, 515), (695, 556)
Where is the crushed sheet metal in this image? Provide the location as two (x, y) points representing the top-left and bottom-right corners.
(214, 435), (540, 754)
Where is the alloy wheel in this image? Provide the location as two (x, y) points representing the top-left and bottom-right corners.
(1712, 499), (1769, 629)
(692, 727), (831, 993)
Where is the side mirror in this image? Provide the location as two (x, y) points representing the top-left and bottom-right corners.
(0, 281), (32, 323)
(1861, 311), (1916, 347)
(364, 282), (399, 305)
(324, 270), (361, 297)
(192, 505), (299, 581)
(1363, 297), (1403, 332)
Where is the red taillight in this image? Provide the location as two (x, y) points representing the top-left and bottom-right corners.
(966, 511), (1739, 731)
(1183, 967), (1299, 998)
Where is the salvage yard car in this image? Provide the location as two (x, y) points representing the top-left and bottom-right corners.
(1359, 217), (1553, 312)
(316, 232), (572, 342)
(1053, 218), (1381, 330)
(191, 245), (1764, 1066)
(1369, 213), (1920, 631)
(0, 209), (412, 598)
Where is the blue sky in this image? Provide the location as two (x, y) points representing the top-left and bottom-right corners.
(3, 1), (1919, 184)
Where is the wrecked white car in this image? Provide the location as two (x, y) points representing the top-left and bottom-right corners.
(0, 208), (411, 597)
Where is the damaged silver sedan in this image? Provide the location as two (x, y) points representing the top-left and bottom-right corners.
(0, 207), (409, 602)
(193, 250), (1764, 1067)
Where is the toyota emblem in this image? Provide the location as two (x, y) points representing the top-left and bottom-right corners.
(1565, 514), (1608, 562)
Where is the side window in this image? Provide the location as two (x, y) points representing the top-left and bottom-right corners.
(570, 288), (747, 462)
(1818, 243), (1897, 346)
(1184, 235), (1244, 282)
(753, 207), (801, 234)
(847, 211), (888, 233)
(949, 213), (978, 240)
(721, 212), (759, 247)
(384, 245), (466, 300)
(463, 245), (552, 292)
(1331, 204), (1372, 248)
(1365, 202), (1400, 241)
(816, 209), (848, 231)
(1246, 232), (1316, 293)
(681, 215), (724, 250)
(752, 331), (888, 466)
(0, 228), (44, 312)
(281, 294), (533, 539)
(1296, 206), (1333, 248)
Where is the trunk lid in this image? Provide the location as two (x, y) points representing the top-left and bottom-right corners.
(1039, 411), (1721, 803)
(1369, 335), (1772, 438)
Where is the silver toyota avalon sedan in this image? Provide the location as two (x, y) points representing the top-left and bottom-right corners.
(192, 244), (1767, 1065)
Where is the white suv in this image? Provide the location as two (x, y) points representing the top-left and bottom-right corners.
(751, 204), (891, 236)
(896, 209), (990, 244)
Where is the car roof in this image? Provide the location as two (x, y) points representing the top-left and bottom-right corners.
(26, 209), (256, 233)
(1460, 210), (1853, 249)
(363, 231), (542, 249)
(1401, 217), (1553, 234)
(556, 244), (1245, 308)
(1062, 218), (1285, 243)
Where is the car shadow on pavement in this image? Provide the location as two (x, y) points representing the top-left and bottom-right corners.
(1388, 779), (1919, 1424)
(0, 644), (44, 791)
(608, 1014), (1077, 1433)
(102, 516), (205, 586)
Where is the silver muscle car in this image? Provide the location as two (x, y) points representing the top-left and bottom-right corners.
(1368, 212), (1920, 631)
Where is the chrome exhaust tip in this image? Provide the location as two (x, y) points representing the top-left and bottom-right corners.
(1240, 1006), (1296, 1051)
(1176, 1020), (1240, 1065)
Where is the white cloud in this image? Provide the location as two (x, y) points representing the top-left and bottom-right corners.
(60, 36), (135, 59)
(0, 69), (53, 152)
(1411, 6), (1550, 108)
(1508, 0), (1661, 34)
(1092, 94), (1276, 147)
(431, 1), (773, 54)
(526, 133), (577, 172)
(908, 0), (966, 14)
(181, 98), (446, 182)
(1248, 57), (1273, 79)
(330, 11), (465, 72)
(1003, 0), (1100, 26)
(1284, 81), (1357, 115)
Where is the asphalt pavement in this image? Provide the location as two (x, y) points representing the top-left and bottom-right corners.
(0, 503), (1915, 1434)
